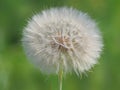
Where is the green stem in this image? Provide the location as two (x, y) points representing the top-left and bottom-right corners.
(58, 64), (63, 90)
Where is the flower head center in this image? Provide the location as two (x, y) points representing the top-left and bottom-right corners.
(51, 33), (72, 52)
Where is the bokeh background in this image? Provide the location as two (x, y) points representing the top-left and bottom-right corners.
(0, 0), (120, 90)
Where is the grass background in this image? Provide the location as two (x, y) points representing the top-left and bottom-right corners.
(0, 0), (120, 90)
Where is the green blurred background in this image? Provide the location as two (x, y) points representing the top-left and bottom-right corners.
(0, 0), (120, 90)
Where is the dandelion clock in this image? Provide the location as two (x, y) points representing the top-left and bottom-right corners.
(22, 7), (103, 90)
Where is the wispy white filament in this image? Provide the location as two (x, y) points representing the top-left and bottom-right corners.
(22, 7), (103, 75)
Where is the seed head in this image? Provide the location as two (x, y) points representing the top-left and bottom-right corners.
(22, 7), (103, 75)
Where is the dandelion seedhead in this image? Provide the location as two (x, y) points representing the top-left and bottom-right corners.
(22, 7), (103, 76)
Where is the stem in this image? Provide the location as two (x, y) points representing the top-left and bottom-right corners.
(58, 64), (63, 90)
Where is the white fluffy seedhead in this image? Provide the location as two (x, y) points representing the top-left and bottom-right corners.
(22, 7), (103, 75)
